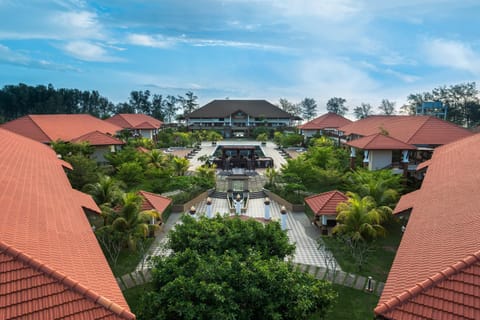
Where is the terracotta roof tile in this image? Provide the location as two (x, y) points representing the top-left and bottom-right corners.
(139, 190), (172, 215)
(105, 114), (163, 129)
(72, 189), (101, 214)
(346, 133), (416, 150)
(304, 190), (347, 216)
(339, 115), (472, 146)
(1, 114), (122, 143)
(375, 133), (480, 319)
(298, 112), (352, 130)
(0, 242), (135, 319)
(71, 130), (125, 146)
(392, 190), (421, 215)
(0, 128), (132, 318)
(416, 159), (431, 171)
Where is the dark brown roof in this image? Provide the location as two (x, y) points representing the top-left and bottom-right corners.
(186, 100), (294, 118)
(375, 133), (480, 319)
(298, 112), (352, 130)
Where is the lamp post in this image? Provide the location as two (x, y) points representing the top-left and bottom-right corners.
(206, 197), (213, 219)
(280, 206), (287, 231)
(264, 197), (271, 221)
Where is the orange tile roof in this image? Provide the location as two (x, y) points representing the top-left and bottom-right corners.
(416, 159), (431, 171)
(346, 133), (416, 150)
(71, 130), (125, 146)
(0, 242), (135, 320)
(73, 189), (101, 214)
(0, 128), (132, 318)
(339, 115), (472, 146)
(298, 112), (352, 130)
(304, 190), (348, 216)
(1, 114), (122, 144)
(139, 190), (172, 215)
(375, 133), (480, 319)
(392, 190), (421, 215)
(106, 114), (163, 129)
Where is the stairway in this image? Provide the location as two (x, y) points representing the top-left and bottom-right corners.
(209, 190), (228, 199)
(248, 190), (266, 199)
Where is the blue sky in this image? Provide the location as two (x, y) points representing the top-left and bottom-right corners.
(1, 0), (479, 116)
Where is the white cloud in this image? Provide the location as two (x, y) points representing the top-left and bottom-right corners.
(0, 44), (77, 70)
(423, 38), (480, 74)
(62, 41), (121, 62)
(126, 33), (286, 51)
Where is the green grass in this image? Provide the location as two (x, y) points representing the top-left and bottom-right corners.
(311, 284), (379, 320)
(322, 219), (403, 282)
(109, 238), (154, 277)
(123, 283), (154, 315)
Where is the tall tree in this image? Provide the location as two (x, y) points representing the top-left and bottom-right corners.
(326, 97), (348, 116)
(129, 90), (152, 114)
(151, 94), (165, 120)
(300, 97), (318, 121)
(278, 98), (301, 116)
(178, 91), (199, 116)
(378, 99), (396, 115)
(163, 95), (179, 123)
(353, 103), (373, 119)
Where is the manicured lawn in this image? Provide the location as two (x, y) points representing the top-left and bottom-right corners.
(322, 219), (404, 282)
(109, 238), (154, 277)
(123, 283), (154, 315)
(316, 284), (379, 320)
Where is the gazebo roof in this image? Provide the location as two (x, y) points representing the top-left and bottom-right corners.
(346, 133), (416, 150)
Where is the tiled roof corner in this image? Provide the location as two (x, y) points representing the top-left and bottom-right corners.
(0, 241), (136, 320)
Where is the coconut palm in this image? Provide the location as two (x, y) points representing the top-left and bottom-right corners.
(171, 157), (190, 176)
(145, 149), (167, 169)
(333, 192), (390, 242)
(84, 175), (125, 207)
(111, 192), (159, 251)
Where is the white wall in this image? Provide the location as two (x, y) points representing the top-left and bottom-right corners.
(139, 129), (154, 139)
(91, 146), (112, 163)
(369, 150), (392, 170)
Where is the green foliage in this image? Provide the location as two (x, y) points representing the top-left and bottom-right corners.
(326, 97), (348, 116)
(138, 216), (335, 319)
(64, 154), (100, 190)
(84, 175), (125, 206)
(51, 140), (94, 158)
(104, 146), (147, 169)
(117, 161), (145, 188)
(168, 215), (295, 259)
(280, 133), (304, 147)
(344, 169), (403, 208)
(256, 132), (268, 142)
(300, 97), (318, 121)
(252, 126), (273, 139)
(353, 103), (373, 119)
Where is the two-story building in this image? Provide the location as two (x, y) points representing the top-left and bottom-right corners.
(185, 100), (298, 138)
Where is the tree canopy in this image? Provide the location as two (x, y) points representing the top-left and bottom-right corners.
(138, 216), (336, 320)
(326, 97), (348, 116)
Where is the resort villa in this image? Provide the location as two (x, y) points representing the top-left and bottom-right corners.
(374, 133), (480, 319)
(304, 190), (348, 234)
(1, 114), (124, 162)
(185, 100), (298, 138)
(298, 112), (352, 138)
(105, 114), (163, 140)
(0, 128), (134, 319)
(337, 115), (473, 173)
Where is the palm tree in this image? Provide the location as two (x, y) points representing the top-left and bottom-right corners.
(333, 192), (389, 242)
(111, 192), (159, 251)
(346, 169), (402, 208)
(84, 175), (125, 207)
(145, 149), (166, 169)
(171, 157), (190, 176)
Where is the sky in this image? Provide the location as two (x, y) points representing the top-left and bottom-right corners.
(1, 0), (480, 117)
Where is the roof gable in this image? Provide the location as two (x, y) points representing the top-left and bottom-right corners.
(1, 114), (122, 143)
(187, 100), (293, 118)
(298, 112), (352, 130)
(139, 190), (172, 214)
(304, 190), (347, 216)
(106, 114), (163, 129)
(0, 128), (131, 315)
(339, 115), (472, 146)
(376, 133), (480, 318)
(346, 133), (416, 150)
(71, 130), (125, 146)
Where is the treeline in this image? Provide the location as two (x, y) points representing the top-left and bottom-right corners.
(0, 83), (199, 123)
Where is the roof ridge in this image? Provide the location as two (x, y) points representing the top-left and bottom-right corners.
(304, 189), (344, 200)
(0, 241), (135, 320)
(405, 116), (436, 144)
(27, 115), (54, 142)
(374, 251), (480, 316)
(138, 190), (156, 210)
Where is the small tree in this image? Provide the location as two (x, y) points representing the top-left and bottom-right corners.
(326, 97), (348, 116)
(300, 97), (318, 121)
(353, 103), (374, 119)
